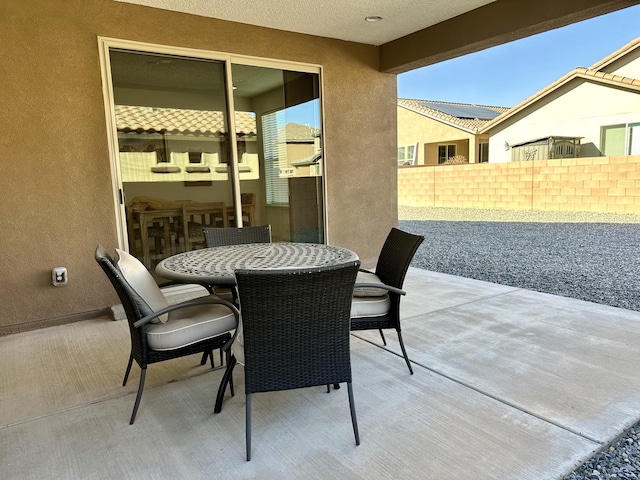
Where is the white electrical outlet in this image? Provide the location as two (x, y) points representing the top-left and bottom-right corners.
(52, 267), (68, 286)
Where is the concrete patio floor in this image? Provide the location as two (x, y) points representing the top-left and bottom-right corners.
(3, 267), (640, 479)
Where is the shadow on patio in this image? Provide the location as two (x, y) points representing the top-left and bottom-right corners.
(3, 268), (640, 479)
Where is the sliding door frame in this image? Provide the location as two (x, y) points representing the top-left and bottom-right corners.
(98, 36), (326, 250)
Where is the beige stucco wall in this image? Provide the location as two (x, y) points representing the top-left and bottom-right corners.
(0, 0), (397, 330)
(488, 80), (640, 163)
(397, 106), (479, 165)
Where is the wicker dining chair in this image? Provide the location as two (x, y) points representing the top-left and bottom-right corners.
(203, 224), (272, 248)
(214, 261), (361, 461)
(350, 228), (424, 374)
(95, 245), (239, 424)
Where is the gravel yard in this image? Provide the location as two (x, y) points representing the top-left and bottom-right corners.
(399, 206), (640, 479)
(399, 206), (640, 312)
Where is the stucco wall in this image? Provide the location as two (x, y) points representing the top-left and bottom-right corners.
(397, 106), (477, 165)
(398, 155), (640, 213)
(488, 80), (640, 163)
(0, 0), (397, 330)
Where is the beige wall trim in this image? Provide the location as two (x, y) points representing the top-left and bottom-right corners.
(380, 0), (639, 73)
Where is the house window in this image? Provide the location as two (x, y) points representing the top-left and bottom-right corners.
(398, 143), (417, 165)
(479, 142), (489, 163)
(438, 144), (456, 164)
(600, 123), (640, 155)
(397, 147), (406, 164)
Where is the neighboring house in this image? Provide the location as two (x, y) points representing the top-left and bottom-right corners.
(482, 36), (640, 162)
(397, 99), (508, 165)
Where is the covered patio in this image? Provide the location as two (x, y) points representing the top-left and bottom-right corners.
(4, 268), (640, 479)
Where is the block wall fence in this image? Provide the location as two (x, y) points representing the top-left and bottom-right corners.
(398, 155), (640, 214)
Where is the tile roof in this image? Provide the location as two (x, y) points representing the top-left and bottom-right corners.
(398, 98), (509, 134)
(114, 105), (257, 136)
(480, 36), (640, 133)
(589, 36), (640, 71)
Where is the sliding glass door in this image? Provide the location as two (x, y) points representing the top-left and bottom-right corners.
(101, 40), (323, 273)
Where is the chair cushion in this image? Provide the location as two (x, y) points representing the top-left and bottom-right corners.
(116, 248), (169, 323)
(231, 317), (245, 365)
(351, 294), (390, 318)
(353, 271), (388, 297)
(145, 296), (236, 350)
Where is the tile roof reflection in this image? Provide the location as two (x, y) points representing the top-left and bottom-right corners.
(115, 105), (257, 136)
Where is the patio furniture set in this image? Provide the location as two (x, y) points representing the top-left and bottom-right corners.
(95, 226), (423, 460)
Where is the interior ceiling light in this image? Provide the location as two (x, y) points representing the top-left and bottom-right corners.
(365, 16), (383, 22)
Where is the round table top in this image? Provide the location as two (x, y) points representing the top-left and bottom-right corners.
(155, 242), (359, 286)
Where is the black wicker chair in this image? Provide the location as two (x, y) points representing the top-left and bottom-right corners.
(95, 245), (239, 424)
(350, 228), (424, 374)
(203, 224), (272, 248)
(214, 261), (361, 461)
(202, 224), (272, 304)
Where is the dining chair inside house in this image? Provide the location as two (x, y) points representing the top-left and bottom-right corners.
(226, 192), (256, 226)
(213, 260), (361, 460)
(94, 245), (239, 424)
(350, 228), (424, 374)
(126, 205), (176, 259)
(181, 202), (229, 251)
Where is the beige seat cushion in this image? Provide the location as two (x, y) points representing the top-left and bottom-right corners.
(145, 296), (236, 350)
(231, 318), (245, 366)
(353, 270), (389, 297)
(116, 248), (169, 323)
(351, 294), (390, 318)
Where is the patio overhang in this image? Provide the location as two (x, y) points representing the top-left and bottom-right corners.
(380, 0), (640, 73)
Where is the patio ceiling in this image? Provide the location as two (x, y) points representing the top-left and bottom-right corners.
(116, 0), (639, 73)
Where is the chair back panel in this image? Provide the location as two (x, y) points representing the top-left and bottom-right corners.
(375, 228), (424, 289)
(204, 225), (272, 247)
(236, 261), (360, 395)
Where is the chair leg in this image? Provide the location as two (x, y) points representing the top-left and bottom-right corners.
(347, 382), (360, 446)
(130, 367), (147, 425)
(396, 331), (413, 375)
(214, 355), (236, 414)
(379, 329), (387, 346)
(200, 351), (211, 367)
(123, 353), (134, 386)
(227, 350), (235, 397)
(246, 393), (252, 461)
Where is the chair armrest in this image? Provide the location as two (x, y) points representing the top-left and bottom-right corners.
(358, 268), (375, 274)
(354, 282), (406, 296)
(133, 297), (240, 329)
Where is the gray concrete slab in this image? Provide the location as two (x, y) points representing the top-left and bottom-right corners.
(2, 268), (640, 479)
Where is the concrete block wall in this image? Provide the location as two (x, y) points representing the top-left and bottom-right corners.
(398, 155), (640, 214)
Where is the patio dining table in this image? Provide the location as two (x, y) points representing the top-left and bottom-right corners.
(155, 242), (360, 287)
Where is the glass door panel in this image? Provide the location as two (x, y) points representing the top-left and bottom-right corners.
(104, 42), (325, 276)
(231, 64), (323, 242)
(109, 50), (235, 270)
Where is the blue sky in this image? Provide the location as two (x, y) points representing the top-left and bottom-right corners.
(397, 4), (640, 108)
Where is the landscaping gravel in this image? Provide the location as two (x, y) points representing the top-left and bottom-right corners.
(398, 206), (640, 480)
(399, 207), (640, 312)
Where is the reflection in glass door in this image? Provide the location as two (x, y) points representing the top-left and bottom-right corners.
(103, 43), (324, 273)
(231, 64), (323, 242)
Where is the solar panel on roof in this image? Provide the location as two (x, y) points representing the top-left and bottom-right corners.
(420, 101), (500, 120)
